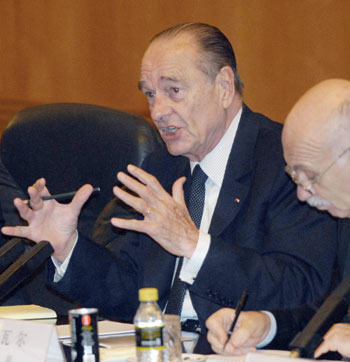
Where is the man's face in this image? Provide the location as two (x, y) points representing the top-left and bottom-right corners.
(283, 136), (350, 218)
(139, 36), (231, 162)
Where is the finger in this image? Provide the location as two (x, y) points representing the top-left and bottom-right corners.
(207, 332), (232, 356)
(206, 309), (236, 355)
(27, 178), (49, 210)
(210, 344), (225, 355)
(31, 177), (49, 197)
(71, 184), (94, 212)
(13, 197), (35, 222)
(314, 340), (332, 358)
(32, 177), (47, 191)
(111, 217), (155, 238)
(117, 171), (147, 195)
(1, 225), (29, 238)
(207, 331), (221, 350)
(111, 217), (149, 234)
(126, 164), (170, 198)
(207, 329), (227, 351)
(230, 327), (254, 348)
(113, 185), (147, 214)
(224, 343), (244, 356)
(206, 312), (233, 344)
(172, 177), (187, 205)
(27, 187), (44, 210)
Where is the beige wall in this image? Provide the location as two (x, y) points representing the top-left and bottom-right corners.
(1, 0), (349, 134)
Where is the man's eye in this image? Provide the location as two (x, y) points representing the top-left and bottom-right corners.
(171, 87), (180, 93)
(145, 91), (155, 98)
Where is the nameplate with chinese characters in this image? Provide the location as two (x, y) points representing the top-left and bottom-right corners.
(0, 318), (65, 362)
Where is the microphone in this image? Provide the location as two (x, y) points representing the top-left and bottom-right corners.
(0, 238), (25, 274)
(289, 276), (350, 358)
(0, 240), (54, 302)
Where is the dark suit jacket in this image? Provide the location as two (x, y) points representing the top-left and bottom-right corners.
(48, 105), (337, 342)
(268, 219), (350, 351)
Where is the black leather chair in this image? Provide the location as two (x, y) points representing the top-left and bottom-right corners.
(0, 102), (163, 313)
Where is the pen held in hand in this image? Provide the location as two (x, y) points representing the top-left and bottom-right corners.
(25, 187), (101, 205)
(225, 290), (248, 347)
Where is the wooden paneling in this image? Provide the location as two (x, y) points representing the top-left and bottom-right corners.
(0, 0), (349, 135)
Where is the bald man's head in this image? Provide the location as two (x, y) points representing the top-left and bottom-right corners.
(282, 79), (350, 218)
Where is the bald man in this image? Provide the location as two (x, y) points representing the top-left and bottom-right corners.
(206, 79), (350, 359)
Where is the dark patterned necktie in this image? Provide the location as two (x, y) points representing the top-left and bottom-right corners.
(165, 165), (208, 315)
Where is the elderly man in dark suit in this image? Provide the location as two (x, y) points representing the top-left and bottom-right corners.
(206, 79), (350, 359)
(1, 24), (337, 352)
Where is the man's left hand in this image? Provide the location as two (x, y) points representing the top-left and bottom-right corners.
(314, 323), (350, 359)
(111, 164), (199, 258)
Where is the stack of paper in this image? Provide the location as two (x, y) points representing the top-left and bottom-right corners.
(246, 350), (342, 361)
(183, 350), (341, 362)
(209, 350), (342, 362)
(0, 304), (57, 324)
(56, 320), (135, 341)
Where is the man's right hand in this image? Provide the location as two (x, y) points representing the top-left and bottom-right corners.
(1, 178), (93, 262)
(206, 308), (271, 356)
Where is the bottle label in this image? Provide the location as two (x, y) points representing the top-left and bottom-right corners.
(135, 326), (165, 350)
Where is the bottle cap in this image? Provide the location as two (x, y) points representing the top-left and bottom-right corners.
(139, 288), (159, 302)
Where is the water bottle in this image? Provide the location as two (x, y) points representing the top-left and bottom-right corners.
(134, 288), (165, 362)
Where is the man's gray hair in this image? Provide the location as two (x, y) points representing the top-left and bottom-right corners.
(151, 23), (244, 96)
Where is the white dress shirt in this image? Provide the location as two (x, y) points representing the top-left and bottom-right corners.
(178, 107), (242, 320)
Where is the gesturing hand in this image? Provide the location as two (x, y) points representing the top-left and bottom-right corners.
(111, 164), (199, 258)
(1, 178), (94, 261)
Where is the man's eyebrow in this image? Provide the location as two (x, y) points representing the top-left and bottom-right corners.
(290, 164), (308, 172)
(138, 81), (146, 91)
(138, 76), (184, 91)
(160, 76), (180, 83)
(292, 164), (318, 175)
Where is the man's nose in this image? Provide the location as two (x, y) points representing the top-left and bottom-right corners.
(297, 184), (315, 202)
(150, 94), (172, 122)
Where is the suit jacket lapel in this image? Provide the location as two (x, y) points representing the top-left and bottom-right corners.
(210, 104), (260, 236)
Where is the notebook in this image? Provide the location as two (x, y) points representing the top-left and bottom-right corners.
(0, 304), (57, 323)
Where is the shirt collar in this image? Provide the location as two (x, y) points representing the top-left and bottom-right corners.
(190, 107), (242, 187)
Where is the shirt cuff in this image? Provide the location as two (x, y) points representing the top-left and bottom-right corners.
(51, 231), (79, 282)
(180, 231), (210, 284)
(256, 311), (277, 348)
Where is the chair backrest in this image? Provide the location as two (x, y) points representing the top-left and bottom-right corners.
(0, 102), (163, 312)
(0, 102), (163, 236)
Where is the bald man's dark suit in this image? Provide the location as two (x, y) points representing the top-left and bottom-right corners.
(267, 219), (350, 352)
(47, 105), (337, 350)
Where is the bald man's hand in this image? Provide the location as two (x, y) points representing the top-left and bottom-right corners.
(206, 309), (271, 356)
(314, 323), (350, 359)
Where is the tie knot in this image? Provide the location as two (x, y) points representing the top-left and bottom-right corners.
(191, 164), (208, 186)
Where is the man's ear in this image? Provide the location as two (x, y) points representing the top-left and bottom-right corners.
(217, 66), (236, 108)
